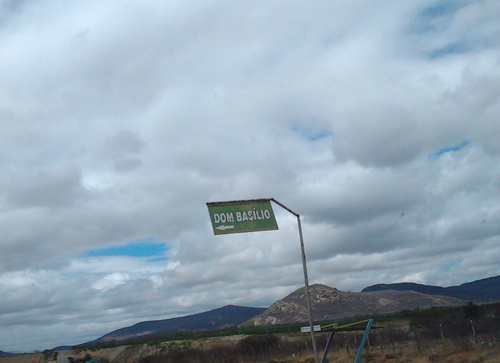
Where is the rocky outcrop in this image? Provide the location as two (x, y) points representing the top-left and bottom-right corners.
(240, 284), (464, 327)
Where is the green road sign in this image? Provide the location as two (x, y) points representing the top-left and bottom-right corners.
(207, 199), (279, 235)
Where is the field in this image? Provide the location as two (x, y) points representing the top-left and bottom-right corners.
(62, 317), (500, 363)
(1, 326), (499, 363)
(68, 325), (500, 363)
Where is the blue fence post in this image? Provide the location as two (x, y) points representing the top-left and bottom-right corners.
(352, 319), (374, 363)
(320, 324), (337, 363)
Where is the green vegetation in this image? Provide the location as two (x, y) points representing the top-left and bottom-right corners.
(137, 334), (305, 363)
(77, 324), (303, 350)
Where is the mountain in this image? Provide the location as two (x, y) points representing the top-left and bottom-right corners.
(0, 350), (13, 357)
(362, 275), (500, 302)
(240, 284), (464, 327)
(85, 275), (500, 346)
(90, 305), (266, 344)
(52, 346), (73, 351)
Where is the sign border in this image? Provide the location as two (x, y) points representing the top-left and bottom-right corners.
(207, 199), (278, 235)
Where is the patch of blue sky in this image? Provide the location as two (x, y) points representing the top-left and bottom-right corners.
(439, 260), (461, 271)
(410, 0), (470, 33)
(147, 256), (169, 263)
(428, 42), (471, 59)
(291, 126), (333, 142)
(421, 0), (469, 19)
(428, 38), (490, 59)
(436, 140), (471, 156)
(83, 238), (169, 259)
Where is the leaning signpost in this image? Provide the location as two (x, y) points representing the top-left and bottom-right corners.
(206, 198), (319, 363)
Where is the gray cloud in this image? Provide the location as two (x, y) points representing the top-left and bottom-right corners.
(1, 0), (500, 353)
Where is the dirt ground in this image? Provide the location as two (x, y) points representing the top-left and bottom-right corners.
(322, 343), (500, 363)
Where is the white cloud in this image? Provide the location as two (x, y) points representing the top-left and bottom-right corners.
(91, 273), (130, 291)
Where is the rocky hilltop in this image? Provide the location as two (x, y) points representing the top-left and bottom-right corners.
(240, 284), (464, 327)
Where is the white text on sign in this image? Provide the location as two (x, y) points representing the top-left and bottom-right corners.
(213, 208), (273, 223)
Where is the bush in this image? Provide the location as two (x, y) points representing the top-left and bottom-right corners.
(237, 334), (280, 356)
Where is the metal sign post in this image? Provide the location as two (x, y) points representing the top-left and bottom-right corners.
(206, 198), (319, 363)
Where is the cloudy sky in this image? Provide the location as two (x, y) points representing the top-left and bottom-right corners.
(1, 0), (500, 353)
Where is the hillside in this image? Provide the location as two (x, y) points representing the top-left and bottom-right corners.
(73, 275), (500, 346)
(240, 284), (463, 327)
(362, 275), (500, 301)
(90, 305), (266, 344)
(91, 281), (477, 343)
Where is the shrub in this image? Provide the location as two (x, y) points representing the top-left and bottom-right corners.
(237, 334), (280, 356)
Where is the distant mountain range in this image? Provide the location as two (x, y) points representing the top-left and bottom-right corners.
(89, 305), (266, 344)
(362, 275), (500, 302)
(78, 275), (500, 347)
(0, 350), (13, 357)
